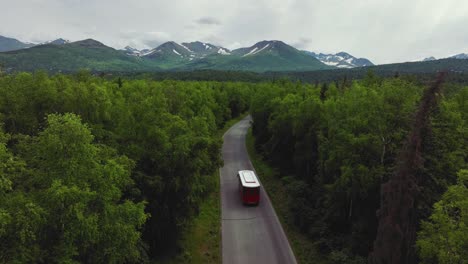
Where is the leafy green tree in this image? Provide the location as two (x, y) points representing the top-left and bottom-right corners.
(0, 126), (45, 263)
(15, 113), (148, 263)
(417, 170), (468, 264)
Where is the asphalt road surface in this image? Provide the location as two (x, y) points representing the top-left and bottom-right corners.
(220, 116), (297, 264)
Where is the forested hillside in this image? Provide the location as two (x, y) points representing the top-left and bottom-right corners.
(0, 40), (160, 72)
(249, 74), (467, 263)
(0, 71), (251, 263)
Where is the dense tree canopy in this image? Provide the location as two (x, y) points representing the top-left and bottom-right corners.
(0, 71), (251, 262)
(417, 169), (468, 264)
(249, 73), (467, 263)
(0, 70), (466, 263)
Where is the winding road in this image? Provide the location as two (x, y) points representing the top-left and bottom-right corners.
(220, 116), (297, 264)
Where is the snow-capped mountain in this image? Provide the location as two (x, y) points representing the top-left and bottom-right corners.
(305, 51), (374, 68)
(122, 46), (152, 56)
(141, 41), (232, 64)
(231, 40), (293, 57)
(35, 38), (70, 46)
(0, 36), (72, 52)
(123, 46), (141, 56)
(121, 40), (369, 70)
(450, 53), (468, 59)
(0, 35), (35, 52)
(47, 38), (70, 45)
(138, 39), (327, 71)
(182, 40), (327, 72)
(143, 41), (193, 60)
(421, 53), (468, 61)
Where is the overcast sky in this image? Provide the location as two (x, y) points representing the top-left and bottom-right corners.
(1, 0), (467, 64)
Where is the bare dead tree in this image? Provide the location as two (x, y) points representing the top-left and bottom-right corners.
(368, 72), (447, 264)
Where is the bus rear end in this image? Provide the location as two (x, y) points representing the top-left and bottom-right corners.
(242, 186), (260, 205)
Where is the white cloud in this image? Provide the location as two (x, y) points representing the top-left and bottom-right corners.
(118, 31), (172, 49)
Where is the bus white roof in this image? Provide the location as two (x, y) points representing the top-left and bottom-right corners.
(238, 170), (260, 188)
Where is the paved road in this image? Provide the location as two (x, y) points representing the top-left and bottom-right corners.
(220, 116), (297, 264)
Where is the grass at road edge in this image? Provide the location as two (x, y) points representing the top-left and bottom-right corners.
(176, 173), (221, 264)
(245, 128), (328, 264)
(156, 173), (220, 264)
(157, 114), (248, 264)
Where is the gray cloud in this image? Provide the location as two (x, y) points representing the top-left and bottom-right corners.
(1, 0), (467, 64)
(293, 38), (312, 50)
(195, 17), (221, 25)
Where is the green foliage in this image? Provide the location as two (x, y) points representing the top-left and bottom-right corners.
(249, 76), (467, 261)
(0, 70), (465, 262)
(417, 170), (468, 264)
(245, 129), (327, 264)
(1, 114), (148, 263)
(0, 72), (252, 262)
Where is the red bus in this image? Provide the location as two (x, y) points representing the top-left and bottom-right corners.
(237, 170), (260, 205)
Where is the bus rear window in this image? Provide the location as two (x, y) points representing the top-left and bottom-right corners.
(245, 187), (259, 195)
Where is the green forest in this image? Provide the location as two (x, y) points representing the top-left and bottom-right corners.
(0, 70), (466, 263)
(249, 73), (467, 263)
(0, 71), (251, 263)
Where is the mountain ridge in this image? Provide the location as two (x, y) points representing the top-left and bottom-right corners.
(0, 38), (159, 72)
(0, 35), (35, 52)
(421, 53), (468, 61)
(177, 40), (330, 72)
(0, 37), (331, 72)
(2, 35), (468, 73)
(305, 51), (374, 68)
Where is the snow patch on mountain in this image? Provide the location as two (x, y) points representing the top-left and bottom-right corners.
(181, 44), (193, 53)
(322, 61), (339, 66)
(243, 47), (258, 57)
(217, 48), (230, 55)
(124, 46), (142, 56)
(202, 42), (212, 50)
(254, 44), (270, 55)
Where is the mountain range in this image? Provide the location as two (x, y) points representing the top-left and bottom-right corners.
(423, 53), (468, 61)
(120, 40), (333, 71)
(1, 35), (468, 73)
(0, 39), (156, 72)
(123, 41), (372, 70)
(0, 35), (372, 72)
